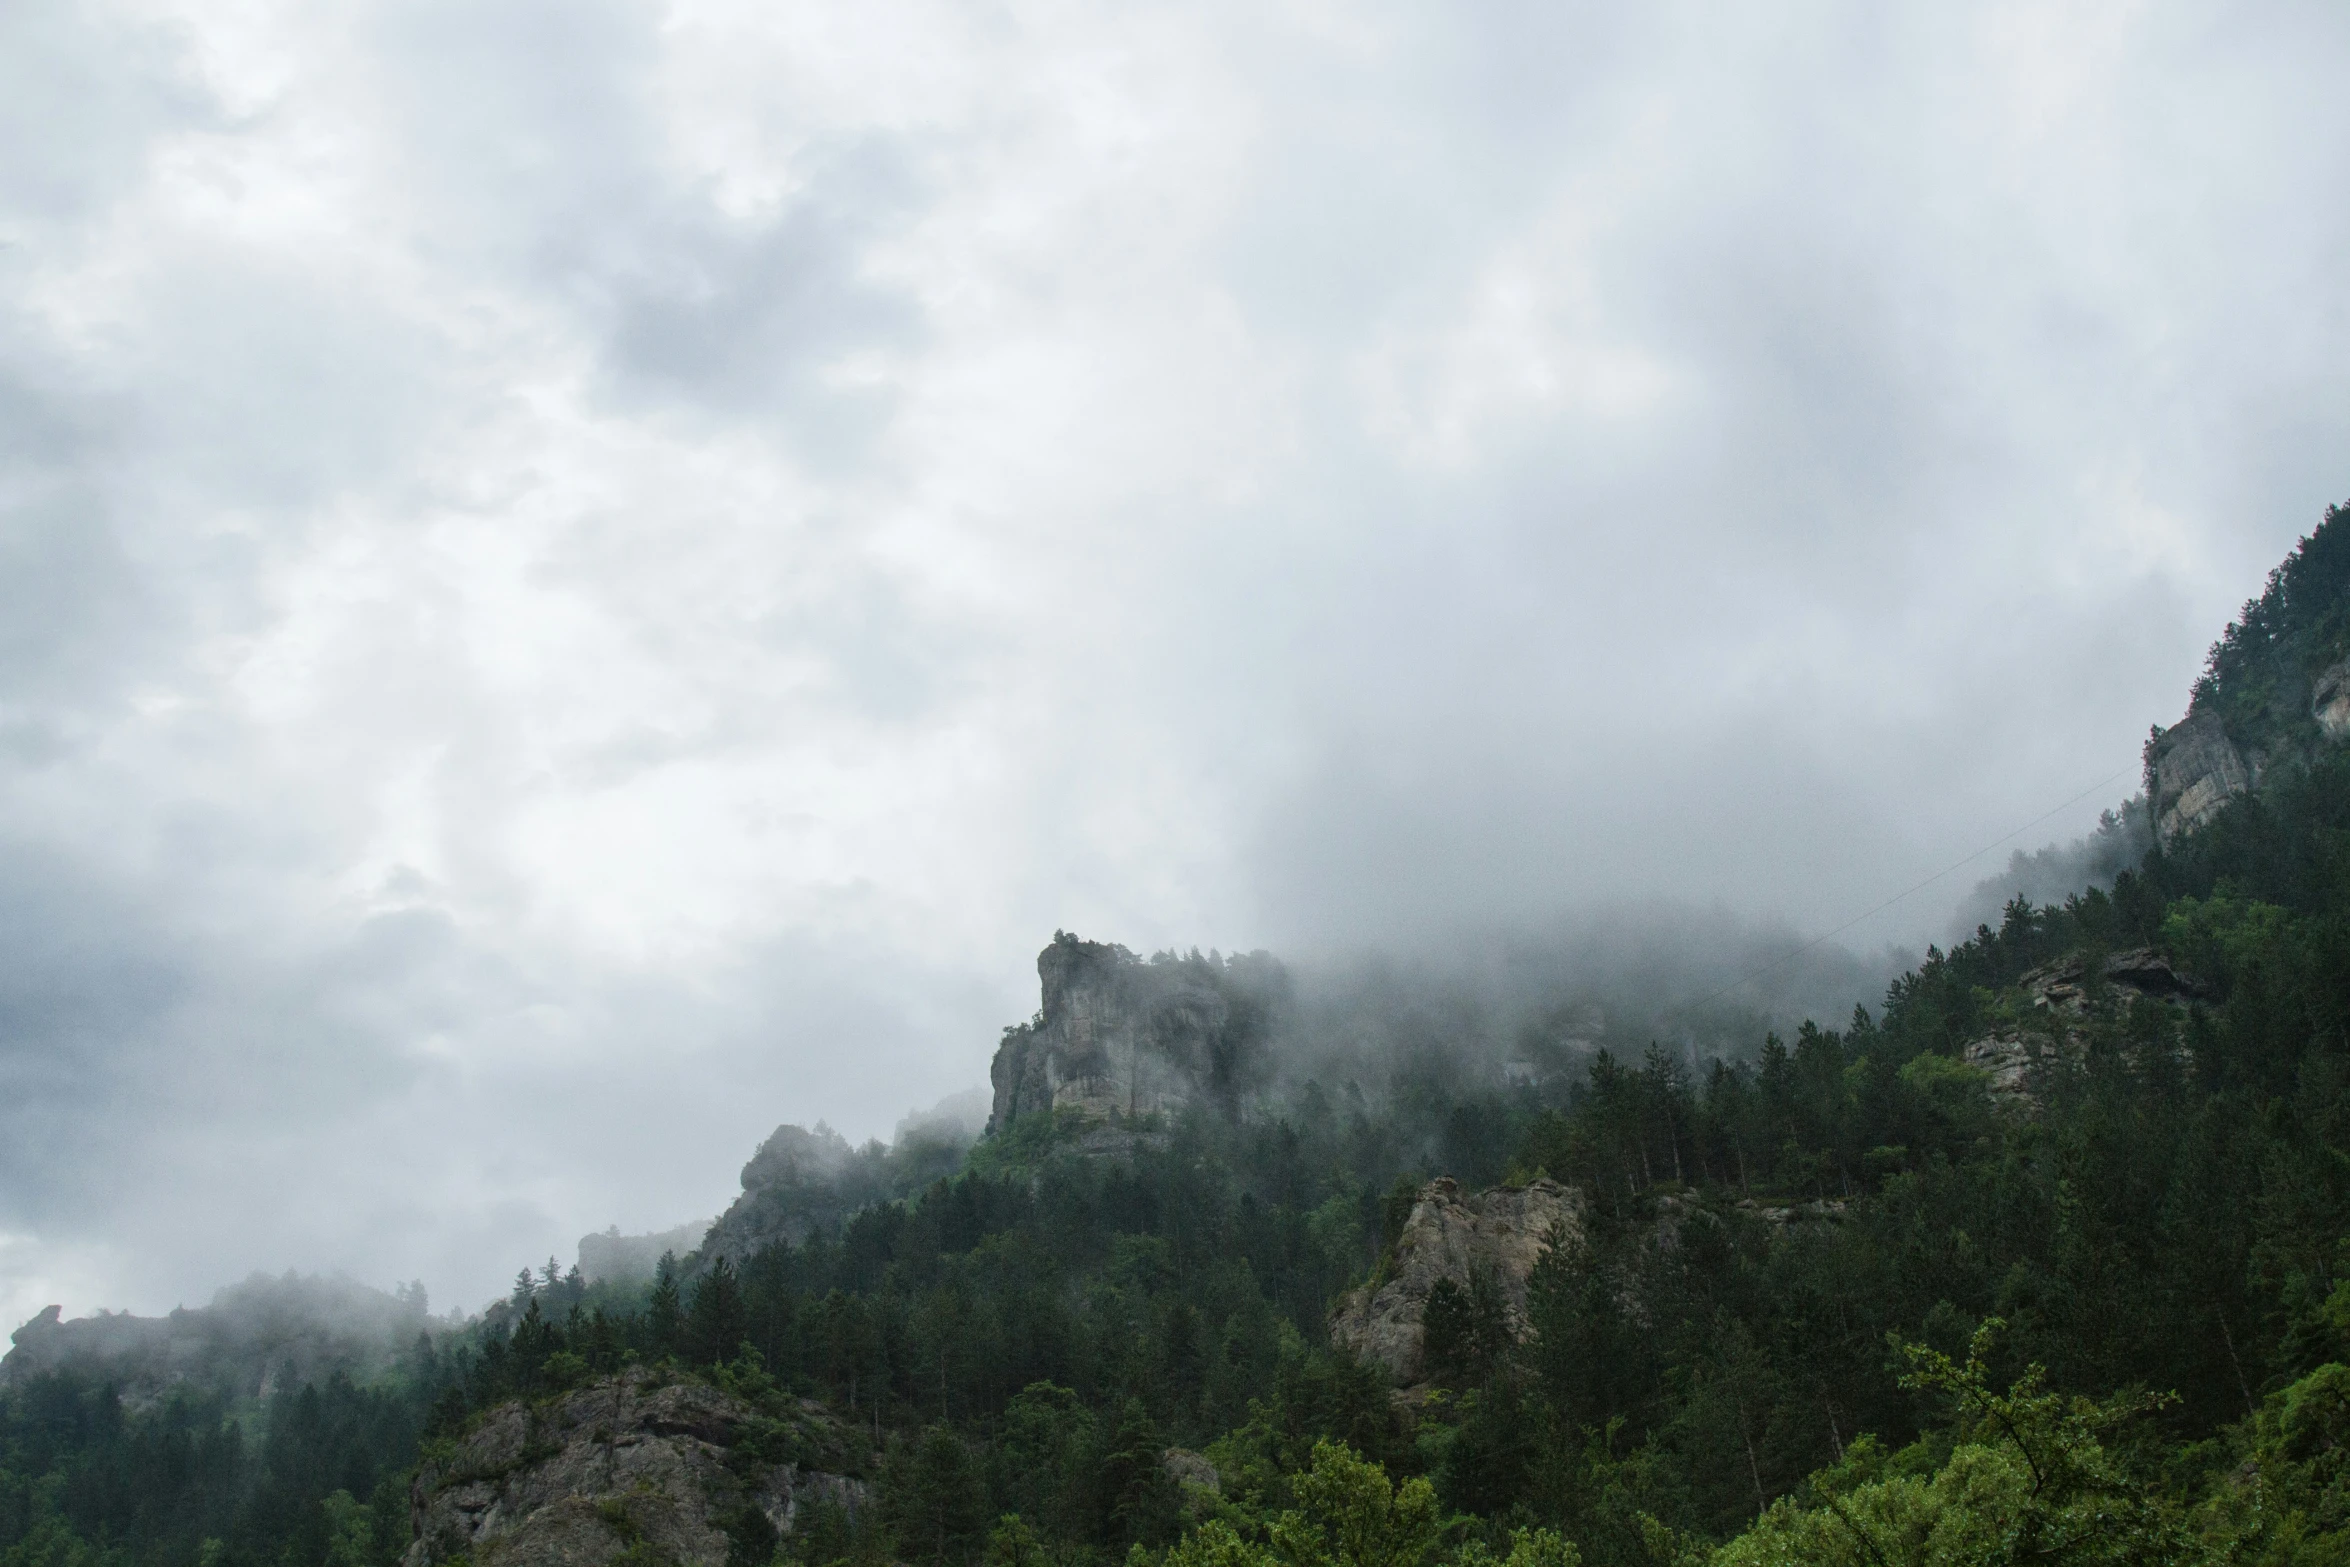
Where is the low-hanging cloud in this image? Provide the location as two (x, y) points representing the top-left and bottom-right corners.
(3, 0), (2348, 1325)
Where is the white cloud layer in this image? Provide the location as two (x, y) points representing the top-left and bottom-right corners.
(4, 0), (2348, 1323)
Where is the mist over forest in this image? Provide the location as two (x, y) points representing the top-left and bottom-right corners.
(11, 4), (2350, 1567)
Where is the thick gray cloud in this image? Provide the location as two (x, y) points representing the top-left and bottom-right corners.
(3, 0), (2348, 1324)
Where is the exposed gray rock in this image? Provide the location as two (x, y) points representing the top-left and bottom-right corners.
(1329, 1177), (1580, 1386)
(988, 934), (1285, 1131)
(1962, 1032), (2040, 1107)
(2020, 947), (2208, 1013)
(2315, 659), (2350, 741)
(2149, 710), (2253, 844)
(1732, 1196), (1849, 1229)
(1071, 1122), (1172, 1160)
(1163, 1448), (1220, 1495)
(405, 1368), (867, 1567)
(738, 1123), (853, 1194)
(696, 1125), (860, 1263)
(1956, 946), (2206, 1113)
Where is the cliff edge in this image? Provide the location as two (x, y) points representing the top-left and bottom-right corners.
(2144, 508), (2350, 845)
(988, 934), (1286, 1131)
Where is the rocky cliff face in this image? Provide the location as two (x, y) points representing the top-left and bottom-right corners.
(406, 1368), (867, 1567)
(2314, 658), (2350, 741)
(1959, 946), (2206, 1110)
(1329, 1177), (1579, 1386)
(2148, 711), (2256, 844)
(2142, 519), (2350, 846)
(988, 934), (1284, 1131)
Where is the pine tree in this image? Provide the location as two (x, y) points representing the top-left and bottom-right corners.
(686, 1256), (746, 1367)
(646, 1252), (682, 1358)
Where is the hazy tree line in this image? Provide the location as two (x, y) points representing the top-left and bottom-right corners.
(0, 1354), (437, 1567)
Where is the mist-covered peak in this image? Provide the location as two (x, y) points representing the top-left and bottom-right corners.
(991, 934), (1289, 1132)
(739, 1122), (855, 1193)
(3, 1270), (436, 1400)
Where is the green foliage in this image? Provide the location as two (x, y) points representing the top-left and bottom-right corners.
(686, 1256), (749, 1367)
(647, 1253), (683, 1356)
(0, 1363), (434, 1567)
(2190, 1360), (2350, 1565)
(1710, 1323), (2193, 1565)
(1164, 1441), (1442, 1567)
(1421, 1272), (1510, 1391)
(2191, 501), (2350, 741)
(1097, 1398), (1182, 1549)
(1453, 1529), (1580, 1567)
(1272, 1440), (1443, 1567)
(881, 1426), (990, 1566)
(983, 1515), (1056, 1567)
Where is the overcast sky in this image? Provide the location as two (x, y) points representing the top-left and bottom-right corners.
(4, 0), (2348, 1326)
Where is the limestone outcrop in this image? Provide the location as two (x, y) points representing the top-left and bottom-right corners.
(1957, 946), (2207, 1111)
(1962, 1031), (2040, 1107)
(988, 934), (1285, 1131)
(2149, 710), (2253, 844)
(1329, 1177), (1579, 1386)
(2315, 659), (2350, 741)
(693, 1125), (861, 1265)
(2019, 946), (2207, 1012)
(405, 1367), (867, 1567)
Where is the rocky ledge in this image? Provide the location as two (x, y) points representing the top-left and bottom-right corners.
(1959, 946), (2207, 1111)
(405, 1368), (868, 1567)
(2018, 946), (2207, 1012)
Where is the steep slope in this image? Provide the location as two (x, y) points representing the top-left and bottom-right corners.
(2145, 502), (2350, 842)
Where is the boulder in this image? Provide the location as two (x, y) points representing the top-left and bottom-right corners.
(1163, 1448), (1220, 1495)
(1329, 1177), (1580, 1386)
(1731, 1196), (1848, 1229)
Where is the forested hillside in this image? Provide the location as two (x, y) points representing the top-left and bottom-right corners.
(12, 505), (2350, 1567)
